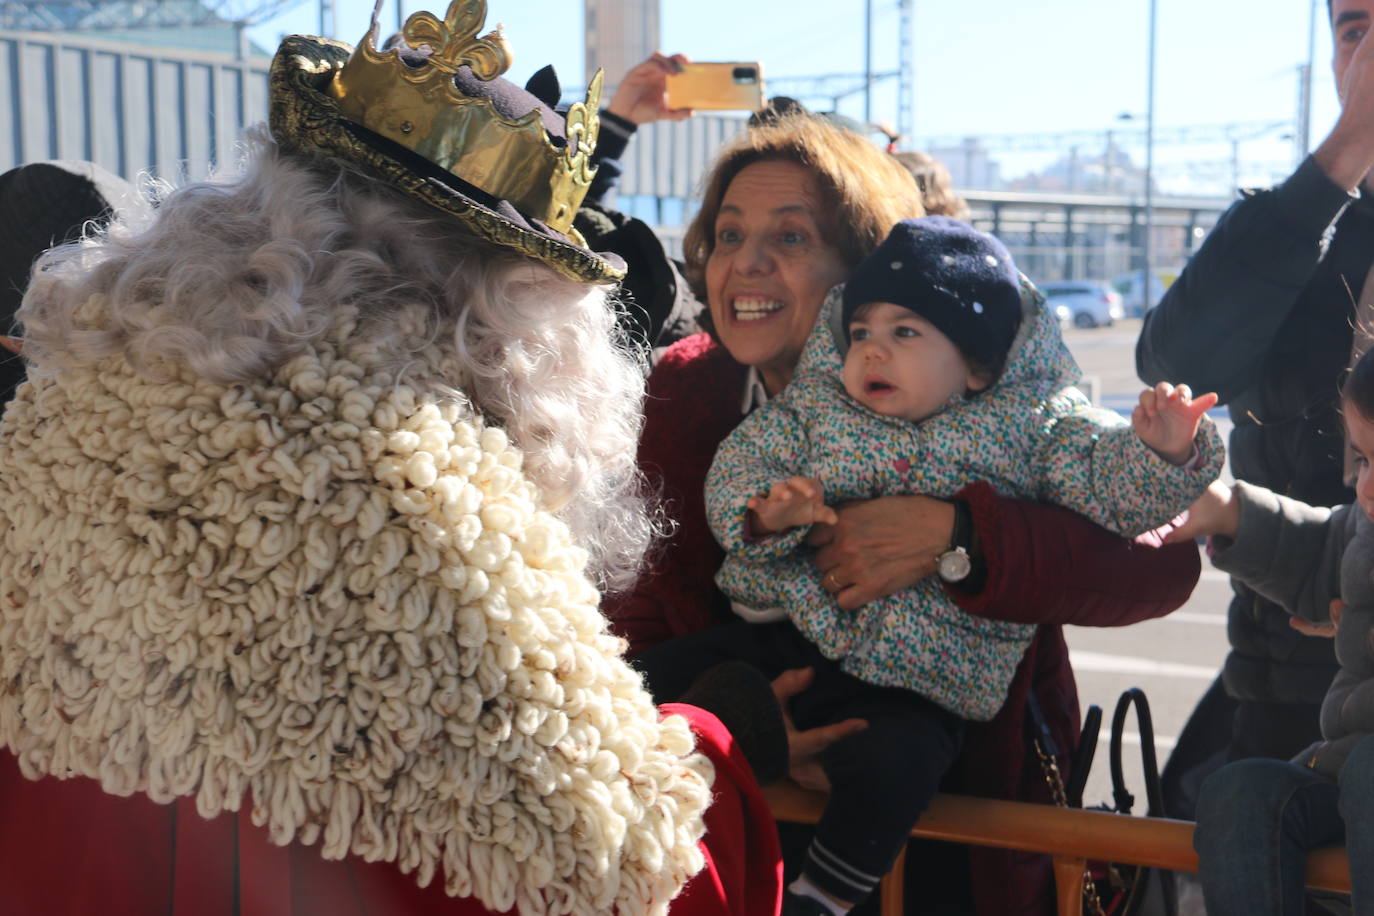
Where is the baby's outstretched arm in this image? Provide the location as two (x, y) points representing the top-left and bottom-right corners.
(747, 476), (838, 536)
(1132, 381), (1220, 465)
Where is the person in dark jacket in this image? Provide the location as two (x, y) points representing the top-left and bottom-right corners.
(575, 51), (705, 352)
(1136, 0), (1374, 813)
(0, 160), (133, 412)
(1167, 344), (1374, 914)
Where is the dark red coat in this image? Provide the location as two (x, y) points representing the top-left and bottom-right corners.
(0, 703), (779, 916)
(606, 333), (1201, 916)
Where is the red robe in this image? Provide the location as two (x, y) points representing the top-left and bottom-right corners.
(0, 704), (780, 916)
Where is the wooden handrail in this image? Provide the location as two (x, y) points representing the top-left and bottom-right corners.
(764, 783), (1352, 915)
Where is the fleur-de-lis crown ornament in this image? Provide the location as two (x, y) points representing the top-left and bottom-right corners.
(269, 0), (621, 282)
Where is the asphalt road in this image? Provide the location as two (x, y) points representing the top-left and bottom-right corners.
(1057, 318), (1233, 819)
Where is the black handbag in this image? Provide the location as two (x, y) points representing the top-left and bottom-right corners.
(1035, 688), (1178, 916)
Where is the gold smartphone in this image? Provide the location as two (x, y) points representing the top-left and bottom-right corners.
(665, 62), (765, 111)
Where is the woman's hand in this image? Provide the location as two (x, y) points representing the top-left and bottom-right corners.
(1162, 480), (1241, 544)
(771, 667), (866, 792)
(807, 494), (954, 611)
(0, 336), (22, 355)
(607, 52), (694, 125)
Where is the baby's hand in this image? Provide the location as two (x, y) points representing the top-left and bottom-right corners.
(747, 476), (838, 536)
(1132, 381), (1219, 466)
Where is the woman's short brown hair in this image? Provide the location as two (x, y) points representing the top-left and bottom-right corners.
(682, 115), (924, 329)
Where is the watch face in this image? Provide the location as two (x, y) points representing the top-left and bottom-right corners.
(938, 548), (972, 582)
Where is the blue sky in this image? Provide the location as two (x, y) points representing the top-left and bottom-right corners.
(250, 1), (1338, 193)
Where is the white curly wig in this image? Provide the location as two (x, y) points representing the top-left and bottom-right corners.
(18, 129), (656, 591)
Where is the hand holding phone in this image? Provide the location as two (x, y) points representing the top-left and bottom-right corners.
(607, 52), (694, 125)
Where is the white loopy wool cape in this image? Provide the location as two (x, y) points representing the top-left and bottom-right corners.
(0, 302), (712, 915)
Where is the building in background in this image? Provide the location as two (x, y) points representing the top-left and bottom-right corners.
(928, 138), (1001, 192)
(0, 0), (303, 183)
(584, 0), (658, 91)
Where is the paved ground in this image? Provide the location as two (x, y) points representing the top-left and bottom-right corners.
(1057, 318), (1232, 823)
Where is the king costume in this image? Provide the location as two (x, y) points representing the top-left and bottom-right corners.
(0, 3), (783, 914)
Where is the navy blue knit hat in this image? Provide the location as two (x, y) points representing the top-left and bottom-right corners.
(842, 216), (1021, 371)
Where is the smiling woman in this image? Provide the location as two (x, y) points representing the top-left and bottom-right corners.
(683, 119), (917, 397)
(688, 212), (1222, 912)
(698, 159), (853, 391)
(702, 160), (848, 393)
(604, 111), (1208, 916)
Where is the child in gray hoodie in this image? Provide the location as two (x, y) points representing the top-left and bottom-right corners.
(1173, 345), (1374, 915)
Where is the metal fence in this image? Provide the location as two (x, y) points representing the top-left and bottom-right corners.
(1, 28), (270, 182)
(610, 118), (1233, 282)
(617, 113), (745, 200)
(962, 190), (1230, 285)
(608, 113), (745, 255)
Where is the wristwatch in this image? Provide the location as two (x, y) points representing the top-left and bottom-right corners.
(936, 500), (974, 584)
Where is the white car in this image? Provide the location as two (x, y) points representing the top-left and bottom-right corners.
(1039, 281), (1124, 329)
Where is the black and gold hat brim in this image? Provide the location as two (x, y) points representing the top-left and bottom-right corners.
(268, 35), (625, 285)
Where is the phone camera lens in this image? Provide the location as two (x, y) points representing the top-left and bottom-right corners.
(732, 66), (758, 84)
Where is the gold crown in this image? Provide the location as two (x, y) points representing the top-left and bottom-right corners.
(328, 0), (602, 235)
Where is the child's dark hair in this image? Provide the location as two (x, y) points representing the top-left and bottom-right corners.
(1343, 345), (1374, 419)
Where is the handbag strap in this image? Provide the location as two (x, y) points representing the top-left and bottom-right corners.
(1031, 699), (1110, 916)
(1029, 689), (1104, 809)
(1108, 687), (1166, 817)
(1065, 703), (1101, 810)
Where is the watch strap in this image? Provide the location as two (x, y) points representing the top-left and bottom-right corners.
(949, 499), (973, 552)
(944, 498), (986, 592)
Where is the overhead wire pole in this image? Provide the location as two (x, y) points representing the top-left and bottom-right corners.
(898, 0), (914, 147)
(1300, 0), (1319, 160)
(1143, 0), (1157, 298)
(864, 0), (873, 125)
